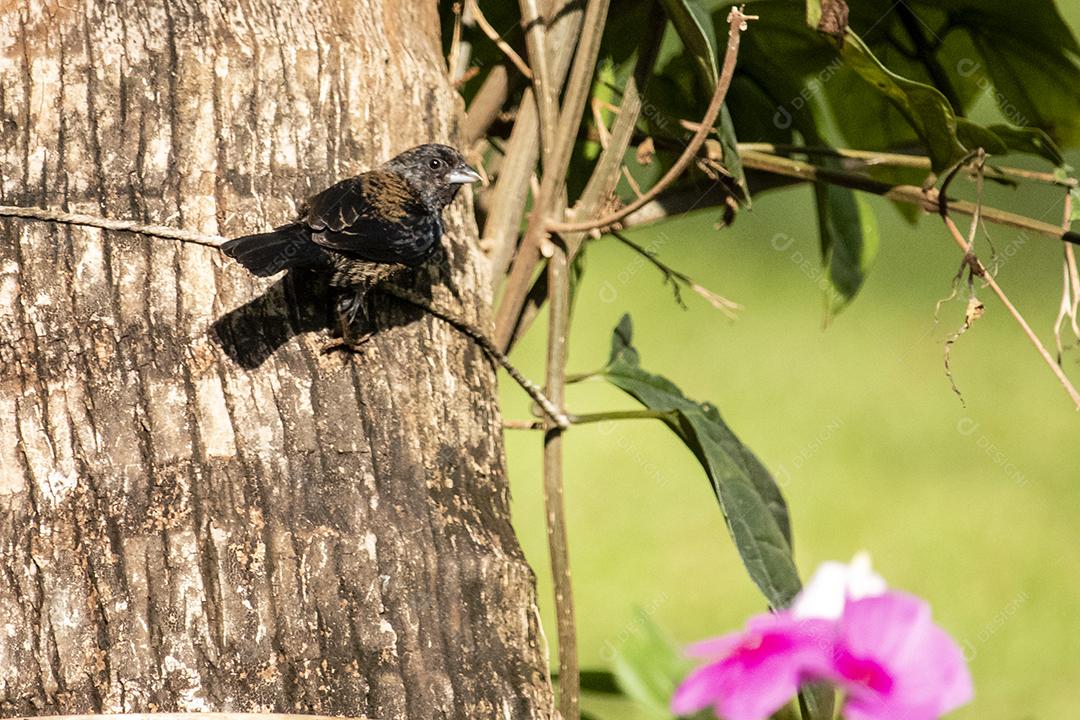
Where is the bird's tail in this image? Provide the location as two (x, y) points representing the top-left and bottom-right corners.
(220, 224), (329, 277)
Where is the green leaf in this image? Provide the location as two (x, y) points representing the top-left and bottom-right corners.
(799, 683), (838, 720)
(603, 316), (801, 608)
(920, 0), (1079, 55)
(836, 32), (967, 173)
(955, 119), (1008, 156)
(717, 104), (751, 207)
(658, 0), (719, 89)
(610, 610), (691, 718)
(815, 183), (879, 316)
(985, 125), (1066, 168)
(964, 11), (1080, 146)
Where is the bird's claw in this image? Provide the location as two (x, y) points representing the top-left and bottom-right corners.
(320, 333), (374, 355)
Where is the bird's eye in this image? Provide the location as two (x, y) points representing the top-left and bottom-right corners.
(429, 159), (444, 169)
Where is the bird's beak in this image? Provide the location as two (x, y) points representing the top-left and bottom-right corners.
(448, 164), (482, 185)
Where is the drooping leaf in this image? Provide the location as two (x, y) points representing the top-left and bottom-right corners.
(985, 125), (1066, 168)
(815, 183), (880, 316)
(833, 32), (967, 173)
(603, 316), (801, 608)
(955, 118), (1008, 156)
(717, 104), (751, 207)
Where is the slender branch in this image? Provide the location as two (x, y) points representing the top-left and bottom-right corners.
(504, 419), (544, 430)
(1054, 191), (1080, 359)
(463, 65), (511, 144)
(529, 5), (619, 717)
(568, 409), (676, 424)
(380, 285), (570, 428)
(519, 0), (559, 158)
(483, 2), (584, 285)
(469, 0), (534, 79)
(937, 210), (1080, 409)
(562, 22), (658, 258)
(447, 1), (464, 78)
(494, 0), (612, 350)
(481, 86), (542, 277)
(738, 143), (1077, 189)
(618, 180), (748, 229)
(738, 152), (1080, 244)
(504, 12), (665, 350)
(543, 238), (578, 720)
(0, 204), (226, 247)
(509, 9), (619, 716)
(0, 205), (570, 427)
(546, 7), (757, 235)
(965, 149), (986, 251)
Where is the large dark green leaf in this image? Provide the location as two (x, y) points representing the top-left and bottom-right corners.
(602, 316), (800, 608)
(815, 183), (880, 316)
(969, 33), (1080, 147)
(833, 31), (967, 172)
(928, 0), (1080, 146)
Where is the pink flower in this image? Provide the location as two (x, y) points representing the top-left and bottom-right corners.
(831, 592), (973, 720)
(671, 556), (973, 720)
(671, 614), (833, 720)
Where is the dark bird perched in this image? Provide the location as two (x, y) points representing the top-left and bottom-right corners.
(220, 143), (480, 348)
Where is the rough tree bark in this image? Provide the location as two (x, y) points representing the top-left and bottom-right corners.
(0, 2), (553, 719)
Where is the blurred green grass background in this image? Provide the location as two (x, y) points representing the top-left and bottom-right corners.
(499, 5), (1080, 718)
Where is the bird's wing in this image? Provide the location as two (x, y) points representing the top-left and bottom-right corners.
(301, 170), (441, 266)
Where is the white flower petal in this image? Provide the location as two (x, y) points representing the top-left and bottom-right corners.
(792, 552), (886, 620)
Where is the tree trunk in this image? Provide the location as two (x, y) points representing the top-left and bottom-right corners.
(0, 2), (552, 719)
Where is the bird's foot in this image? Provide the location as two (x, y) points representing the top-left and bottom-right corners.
(319, 332), (374, 355)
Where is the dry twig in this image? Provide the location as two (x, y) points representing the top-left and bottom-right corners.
(469, 0), (534, 79)
(546, 7), (758, 236)
(933, 193), (1080, 409)
(740, 151), (1080, 244)
(1054, 191), (1080, 360)
(611, 231), (740, 317)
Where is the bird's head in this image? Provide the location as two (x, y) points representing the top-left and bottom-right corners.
(385, 143), (481, 211)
